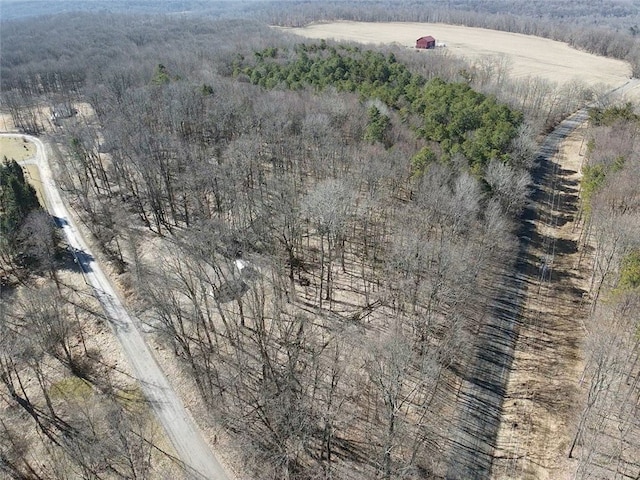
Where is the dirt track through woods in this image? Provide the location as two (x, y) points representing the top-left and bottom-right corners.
(443, 108), (592, 479)
(491, 112), (591, 480)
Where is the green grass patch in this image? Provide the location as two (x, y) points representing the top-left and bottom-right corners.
(117, 384), (149, 413)
(50, 376), (94, 401)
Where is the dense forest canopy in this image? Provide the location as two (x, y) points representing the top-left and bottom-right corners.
(3, 0), (640, 26)
(238, 44), (523, 171)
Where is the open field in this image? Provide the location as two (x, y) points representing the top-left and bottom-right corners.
(280, 21), (638, 97)
(0, 135), (36, 161)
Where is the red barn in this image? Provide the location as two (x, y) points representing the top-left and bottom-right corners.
(416, 36), (436, 49)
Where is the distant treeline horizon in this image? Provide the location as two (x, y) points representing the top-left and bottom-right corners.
(3, 0), (639, 75)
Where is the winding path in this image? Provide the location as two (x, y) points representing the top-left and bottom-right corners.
(1, 132), (230, 480)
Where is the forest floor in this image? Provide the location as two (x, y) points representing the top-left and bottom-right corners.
(46, 149), (237, 479)
(492, 122), (591, 479)
(2, 105), (242, 479)
(0, 216), (183, 477)
(1, 129), (237, 480)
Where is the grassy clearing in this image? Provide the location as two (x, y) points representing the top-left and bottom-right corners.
(117, 384), (149, 413)
(22, 163), (46, 207)
(50, 376), (94, 401)
(0, 136), (36, 162)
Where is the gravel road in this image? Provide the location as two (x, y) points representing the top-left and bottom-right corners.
(1, 132), (231, 480)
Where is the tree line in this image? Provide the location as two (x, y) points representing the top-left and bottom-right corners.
(256, 0), (640, 75)
(568, 104), (640, 478)
(238, 43), (523, 173)
(3, 0), (639, 72)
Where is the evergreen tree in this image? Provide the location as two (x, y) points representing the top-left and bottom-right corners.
(364, 105), (391, 147)
(0, 158), (42, 253)
(240, 44), (522, 173)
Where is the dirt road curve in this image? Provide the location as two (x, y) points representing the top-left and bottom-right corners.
(1, 133), (230, 480)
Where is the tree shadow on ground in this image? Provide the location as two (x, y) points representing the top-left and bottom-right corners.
(57, 246), (96, 274)
(213, 279), (249, 303)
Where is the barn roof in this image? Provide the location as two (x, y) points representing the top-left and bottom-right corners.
(417, 35), (436, 42)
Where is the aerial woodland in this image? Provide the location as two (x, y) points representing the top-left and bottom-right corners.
(1, 1), (639, 479)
